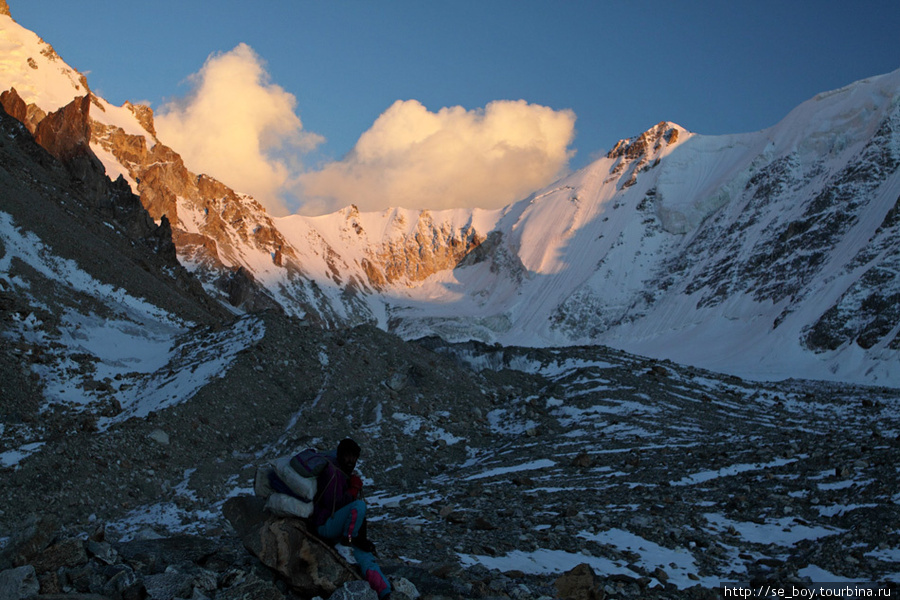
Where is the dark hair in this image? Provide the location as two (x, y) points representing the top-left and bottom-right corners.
(337, 438), (361, 457)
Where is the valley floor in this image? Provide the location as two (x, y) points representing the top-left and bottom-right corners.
(2, 321), (899, 598)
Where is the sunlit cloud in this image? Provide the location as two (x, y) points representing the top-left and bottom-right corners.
(155, 43), (323, 216)
(153, 44), (576, 217)
(296, 99), (576, 215)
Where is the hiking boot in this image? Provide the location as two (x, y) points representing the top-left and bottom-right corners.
(335, 543), (357, 564)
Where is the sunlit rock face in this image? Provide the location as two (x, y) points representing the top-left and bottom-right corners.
(345, 207), (487, 290)
(33, 95), (92, 162)
(0, 87), (27, 125)
(606, 121), (682, 190)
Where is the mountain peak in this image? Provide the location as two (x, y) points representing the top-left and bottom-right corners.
(0, 11), (91, 112)
(607, 121), (685, 160)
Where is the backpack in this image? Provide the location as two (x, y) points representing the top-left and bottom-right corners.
(289, 448), (336, 478)
(253, 447), (336, 518)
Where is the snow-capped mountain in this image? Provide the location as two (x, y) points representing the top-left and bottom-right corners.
(282, 74), (900, 387)
(386, 73), (900, 387)
(0, 6), (358, 324)
(1, 5), (897, 387)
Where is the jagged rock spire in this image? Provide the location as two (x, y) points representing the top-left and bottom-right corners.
(607, 121), (682, 160)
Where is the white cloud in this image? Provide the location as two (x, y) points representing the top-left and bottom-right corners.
(296, 99), (576, 214)
(155, 43), (323, 216)
(153, 44), (576, 217)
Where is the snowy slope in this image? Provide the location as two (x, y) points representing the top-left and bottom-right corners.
(273, 205), (504, 326)
(606, 72), (900, 385)
(0, 209), (264, 430)
(0, 11), (86, 112)
(0, 111), (265, 456)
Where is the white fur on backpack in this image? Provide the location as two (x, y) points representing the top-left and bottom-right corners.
(265, 492), (313, 518)
(274, 456), (317, 501)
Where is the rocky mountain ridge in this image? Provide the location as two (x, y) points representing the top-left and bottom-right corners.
(61, 87), (486, 324)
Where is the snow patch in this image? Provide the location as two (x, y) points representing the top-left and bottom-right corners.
(0, 441), (45, 470)
(464, 459), (556, 481)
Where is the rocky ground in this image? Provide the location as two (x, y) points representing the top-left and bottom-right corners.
(362, 341), (900, 590)
(1, 317), (899, 599)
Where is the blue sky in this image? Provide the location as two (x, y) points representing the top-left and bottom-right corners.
(10, 1), (900, 215)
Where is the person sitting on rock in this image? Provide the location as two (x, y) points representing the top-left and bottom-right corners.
(312, 438), (391, 599)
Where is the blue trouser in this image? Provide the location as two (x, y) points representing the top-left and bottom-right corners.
(318, 499), (366, 540)
(317, 501), (391, 598)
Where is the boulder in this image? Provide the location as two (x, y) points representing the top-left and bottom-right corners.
(223, 495), (360, 596)
(61, 560), (107, 596)
(555, 563), (605, 600)
(391, 576), (421, 599)
(0, 565), (39, 600)
(243, 518), (359, 595)
(86, 540), (118, 565)
(116, 535), (221, 575)
(99, 564), (141, 600)
(0, 514), (58, 569)
(217, 576), (285, 600)
(142, 571), (194, 600)
(329, 580), (377, 600)
(147, 429), (170, 445)
(222, 495), (269, 540)
(30, 537), (88, 574)
(382, 565), (456, 598)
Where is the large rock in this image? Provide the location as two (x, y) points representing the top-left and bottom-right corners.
(0, 515), (58, 569)
(0, 566), (39, 600)
(116, 535), (221, 575)
(142, 571), (194, 600)
(242, 517), (359, 595)
(217, 576), (285, 600)
(329, 580), (378, 600)
(30, 537), (88, 574)
(223, 496), (360, 596)
(222, 495), (269, 540)
(391, 577), (421, 600)
(555, 563), (605, 600)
